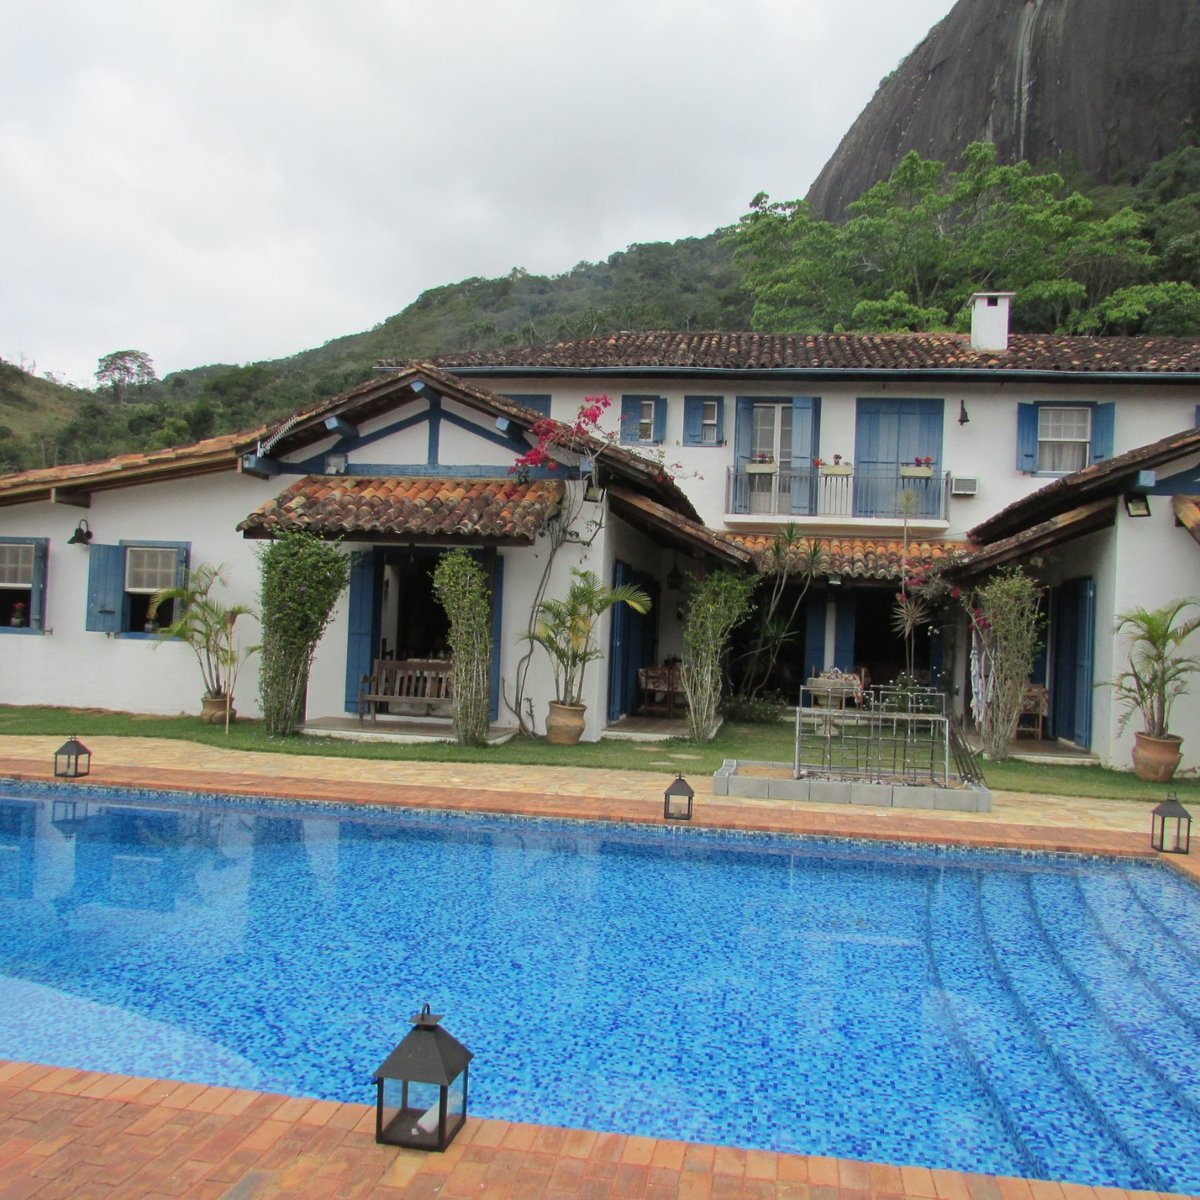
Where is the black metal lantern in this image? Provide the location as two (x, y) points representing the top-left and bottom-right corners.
(373, 1004), (472, 1151)
(1151, 793), (1192, 854)
(664, 773), (694, 821)
(53, 735), (91, 779)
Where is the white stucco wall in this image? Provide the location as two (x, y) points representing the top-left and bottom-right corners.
(491, 375), (1199, 537)
(0, 473), (270, 715)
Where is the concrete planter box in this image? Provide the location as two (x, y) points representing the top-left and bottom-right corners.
(714, 761), (991, 812)
(850, 782), (894, 807)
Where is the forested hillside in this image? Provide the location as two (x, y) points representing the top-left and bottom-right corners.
(0, 234), (748, 473)
(3, 141), (1199, 475)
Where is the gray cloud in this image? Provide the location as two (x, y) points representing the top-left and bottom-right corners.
(1, 0), (952, 385)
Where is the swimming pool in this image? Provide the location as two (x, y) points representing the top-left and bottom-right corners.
(1, 783), (1198, 1192)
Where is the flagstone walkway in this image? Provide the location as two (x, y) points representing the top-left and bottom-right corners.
(1, 735), (1197, 1198)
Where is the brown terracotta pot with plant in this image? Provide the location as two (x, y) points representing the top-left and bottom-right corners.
(1107, 598), (1200, 782)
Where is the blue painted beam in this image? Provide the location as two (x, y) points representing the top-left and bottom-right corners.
(324, 416), (359, 440)
(241, 454), (280, 478)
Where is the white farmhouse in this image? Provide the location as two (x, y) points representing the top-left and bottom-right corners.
(3, 294), (1200, 770)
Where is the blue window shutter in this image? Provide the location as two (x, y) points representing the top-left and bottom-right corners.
(734, 397), (753, 463)
(652, 397), (666, 444)
(714, 397), (725, 443)
(804, 593), (826, 676)
(174, 545), (189, 589)
(790, 396), (817, 465)
(1016, 403), (1038, 471)
(85, 544), (123, 633)
(834, 594), (856, 671)
(1194, 404), (1200, 428)
(1090, 403), (1114, 464)
(29, 539), (48, 631)
(489, 555), (504, 722)
(683, 397), (703, 445)
(620, 396), (638, 445)
(344, 550), (377, 712)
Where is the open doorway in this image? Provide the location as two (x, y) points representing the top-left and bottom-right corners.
(378, 549), (451, 661)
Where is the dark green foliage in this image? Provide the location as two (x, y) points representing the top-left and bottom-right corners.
(719, 692), (787, 724)
(432, 549), (491, 745)
(733, 142), (1196, 336)
(257, 532), (351, 737)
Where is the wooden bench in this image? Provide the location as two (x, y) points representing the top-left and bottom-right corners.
(358, 658), (453, 720)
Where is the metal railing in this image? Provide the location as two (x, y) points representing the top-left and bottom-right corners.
(794, 683), (952, 784)
(726, 466), (950, 520)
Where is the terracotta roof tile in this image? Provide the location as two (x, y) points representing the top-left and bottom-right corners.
(728, 533), (968, 580)
(237, 475), (565, 542)
(431, 331), (1200, 376)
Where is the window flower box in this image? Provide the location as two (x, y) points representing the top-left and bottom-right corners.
(900, 465), (934, 478)
(820, 463), (853, 476)
(746, 462), (778, 475)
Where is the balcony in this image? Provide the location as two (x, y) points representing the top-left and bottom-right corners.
(725, 466), (949, 521)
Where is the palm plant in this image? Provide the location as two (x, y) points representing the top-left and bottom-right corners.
(530, 568), (651, 706)
(153, 563), (258, 709)
(1110, 599), (1200, 737)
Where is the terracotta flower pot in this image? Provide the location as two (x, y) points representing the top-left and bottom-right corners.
(201, 694), (236, 725)
(1132, 731), (1182, 782)
(545, 701), (586, 745)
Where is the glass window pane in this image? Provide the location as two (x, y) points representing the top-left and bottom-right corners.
(125, 547), (177, 593)
(0, 543), (34, 587)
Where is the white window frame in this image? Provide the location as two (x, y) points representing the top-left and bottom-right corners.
(700, 400), (719, 445)
(1037, 406), (1092, 473)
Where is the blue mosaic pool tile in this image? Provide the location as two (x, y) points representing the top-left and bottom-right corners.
(0, 781), (1198, 1191)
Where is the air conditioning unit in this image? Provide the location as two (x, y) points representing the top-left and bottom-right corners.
(950, 476), (979, 497)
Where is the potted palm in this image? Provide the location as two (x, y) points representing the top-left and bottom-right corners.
(529, 568), (651, 744)
(154, 563), (259, 730)
(1109, 598), (1200, 782)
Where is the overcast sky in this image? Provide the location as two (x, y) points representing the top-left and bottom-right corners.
(3, 0), (953, 386)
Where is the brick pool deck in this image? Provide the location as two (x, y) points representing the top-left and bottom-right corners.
(1, 735), (1197, 1199)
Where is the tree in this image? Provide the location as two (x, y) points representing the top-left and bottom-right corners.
(731, 143), (1160, 336)
(966, 568), (1044, 762)
(257, 532), (350, 736)
(681, 570), (755, 741)
(432, 549), (492, 746)
(95, 349), (156, 401)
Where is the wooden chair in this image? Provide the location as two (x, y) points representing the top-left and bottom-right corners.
(1016, 683), (1048, 739)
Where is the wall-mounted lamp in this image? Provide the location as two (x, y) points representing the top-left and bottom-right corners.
(1123, 494), (1152, 518)
(67, 519), (93, 546)
(958, 400), (970, 426)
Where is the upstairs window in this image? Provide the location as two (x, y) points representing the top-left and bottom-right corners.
(0, 538), (47, 633)
(1038, 406), (1091, 472)
(620, 395), (666, 445)
(684, 396), (725, 446)
(1016, 402), (1113, 473)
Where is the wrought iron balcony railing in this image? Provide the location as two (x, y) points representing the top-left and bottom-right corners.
(725, 466), (950, 520)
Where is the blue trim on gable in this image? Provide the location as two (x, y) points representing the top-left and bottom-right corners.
(427, 394), (441, 464)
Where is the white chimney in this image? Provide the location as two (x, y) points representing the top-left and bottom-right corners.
(969, 292), (1015, 352)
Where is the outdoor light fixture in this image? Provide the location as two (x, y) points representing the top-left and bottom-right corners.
(1151, 793), (1192, 854)
(67, 520), (93, 546)
(666, 555), (683, 591)
(53, 735), (91, 779)
(958, 400), (970, 425)
(664, 773), (694, 821)
(373, 1004), (472, 1151)
(1124, 494), (1152, 518)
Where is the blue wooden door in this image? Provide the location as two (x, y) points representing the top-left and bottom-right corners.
(608, 562), (657, 721)
(344, 549), (381, 712)
(1052, 577), (1094, 747)
(854, 398), (944, 517)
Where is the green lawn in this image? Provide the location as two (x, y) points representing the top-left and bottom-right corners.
(1, 705), (1193, 805)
